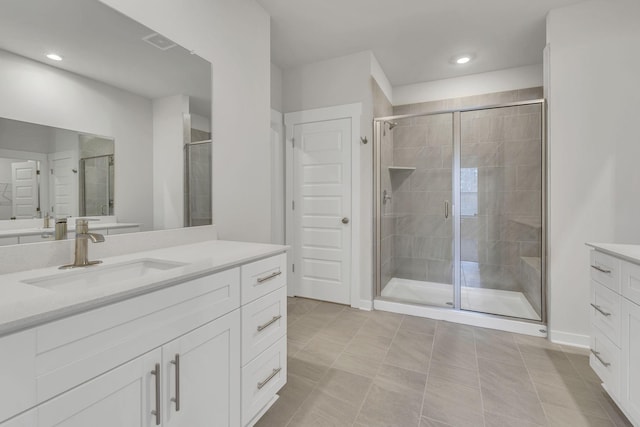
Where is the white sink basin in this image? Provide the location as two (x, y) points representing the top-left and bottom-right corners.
(21, 259), (187, 292)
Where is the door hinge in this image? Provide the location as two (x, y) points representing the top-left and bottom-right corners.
(292, 200), (295, 210)
(36, 169), (40, 175)
(50, 169), (54, 175)
(292, 264), (295, 273)
(291, 138), (294, 148)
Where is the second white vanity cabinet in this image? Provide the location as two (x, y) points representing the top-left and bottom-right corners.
(588, 246), (640, 426)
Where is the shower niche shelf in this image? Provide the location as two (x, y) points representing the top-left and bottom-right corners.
(388, 166), (416, 172)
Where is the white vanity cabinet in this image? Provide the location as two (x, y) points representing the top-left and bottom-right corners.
(240, 253), (288, 427)
(589, 248), (640, 426)
(0, 264), (244, 426)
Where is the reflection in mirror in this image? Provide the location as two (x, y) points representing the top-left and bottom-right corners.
(0, 117), (114, 221)
(0, 0), (212, 233)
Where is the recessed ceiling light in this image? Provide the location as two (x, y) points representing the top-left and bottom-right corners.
(46, 53), (62, 61)
(450, 53), (475, 65)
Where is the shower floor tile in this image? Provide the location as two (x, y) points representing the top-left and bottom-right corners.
(381, 277), (540, 320)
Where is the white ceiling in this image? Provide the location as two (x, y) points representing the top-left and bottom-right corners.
(0, 0), (211, 117)
(257, 0), (586, 86)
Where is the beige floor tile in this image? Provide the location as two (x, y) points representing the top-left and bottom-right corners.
(422, 376), (484, 427)
(384, 330), (433, 373)
(420, 417), (454, 427)
(401, 315), (438, 335)
(373, 363), (428, 394)
(288, 389), (359, 427)
(315, 368), (372, 409)
(533, 376), (610, 419)
(296, 336), (346, 367)
(481, 383), (547, 425)
(475, 328), (524, 367)
(358, 314), (402, 339)
(542, 402), (615, 427)
(355, 383), (423, 427)
(288, 356), (330, 383)
(427, 359), (480, 389)
(331, 352), (382, 379)
(483, 411), (547, 427)
(478, 356), (537, 395)
(431, 333), (478, 370)
(344, 333), (393, 362)
(255, 373), (316, 427)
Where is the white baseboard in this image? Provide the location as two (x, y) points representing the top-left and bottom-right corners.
(358, 299), (373, 311)
(548, 329), (590, 348)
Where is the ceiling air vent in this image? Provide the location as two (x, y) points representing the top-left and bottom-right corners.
(142, 33), (177, 51)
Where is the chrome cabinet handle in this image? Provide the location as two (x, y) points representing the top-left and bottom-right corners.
(257, 367), (282, 390)
(591, 265), (612, 274)
(257, 271), (282, 283)
(151, 363), (161, 425)
(444, 200), (449, 219)
(590, 303), (612, 317)
(257, 315), (282, 332)
(171, 354), (181, 412)
(590, 349), (611, 367)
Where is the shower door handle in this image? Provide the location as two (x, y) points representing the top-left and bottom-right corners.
(444, 201), (449, 219)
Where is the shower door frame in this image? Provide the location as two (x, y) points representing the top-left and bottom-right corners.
(373, 98), (547, 324)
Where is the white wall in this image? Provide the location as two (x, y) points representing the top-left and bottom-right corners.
(393, 64), (543, 106)
(271, 63), (283, 112)
(0, 49), (154, 230)
(152, 95), (187, 230)
(102, 0), (273, 244)
(546, 0), (640, 346)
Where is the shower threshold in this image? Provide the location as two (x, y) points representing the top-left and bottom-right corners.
(381, 277), (541, 321)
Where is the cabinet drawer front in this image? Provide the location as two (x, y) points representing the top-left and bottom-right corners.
(590, 327), (620, 399)
(0, 236), (19, 246)
(590, 250), (621, 293)
(242, 336), (287, 426)
(591, 280), (621, 346)
(35, 268), (240, 404)
(242, 287), (287, 365)
(622, 261), (640, 307)
(241, 253), (287, 305)
(0, 330), (37, 423)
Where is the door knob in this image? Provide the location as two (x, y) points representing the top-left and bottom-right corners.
(342, 217), (350, 224)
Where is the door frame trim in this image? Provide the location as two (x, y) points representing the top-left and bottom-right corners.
(284, 103), (362, 308)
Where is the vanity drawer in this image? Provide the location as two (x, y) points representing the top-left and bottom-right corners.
(590, 250), (621, 293)
(34, 267), (240, 404)
(622, 261), (640, 306)
(590, 326), (621, 399)
(18, 234), (54, 244)
(107, 226), (140, 235)
(591, 280), (621, 346)
(242, 287), (287, 365)
(242, 336), (287, 427)
(0, 236), (19, 246)
(241, 253), (286, 305)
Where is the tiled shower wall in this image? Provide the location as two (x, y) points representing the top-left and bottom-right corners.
(379, 87), (543, 316)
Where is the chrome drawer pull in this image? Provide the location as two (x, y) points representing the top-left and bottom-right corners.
(257, 271), (282, 283)
(257, 367), (282, 390)
(257, 315), (282, 332)
(590, 303), (612, 317)
(170, 354), (181, 411)
(590, 349), (611, 367)
(151, 363), (161, 425)
(591, 265), (612, 274)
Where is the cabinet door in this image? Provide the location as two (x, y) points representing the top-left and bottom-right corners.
(621, 299), (640, 425)
(163, 310), (240, 427)
(36, 349), (161, 427)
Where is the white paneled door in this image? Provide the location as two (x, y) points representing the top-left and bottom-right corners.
(49, 151), (77, 217)
(293, 118), (351, 305)
(11, 161), (38, 218)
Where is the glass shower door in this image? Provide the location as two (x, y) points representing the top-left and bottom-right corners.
(378, 113), (455, 308)
(459, 104), (543, 320)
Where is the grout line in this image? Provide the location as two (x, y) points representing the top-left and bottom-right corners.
(417, 318), (439, 427)
(351, 312), (404, 426)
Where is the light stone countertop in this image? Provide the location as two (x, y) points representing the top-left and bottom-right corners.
(0, 240), (287, 337)
(0, 222), (140, 238)
(586, 242), (640, 265)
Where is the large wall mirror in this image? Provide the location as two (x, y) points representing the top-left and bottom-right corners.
(0, 0), (212, 234)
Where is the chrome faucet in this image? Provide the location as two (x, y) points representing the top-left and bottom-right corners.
(59, 219), (105, 269)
